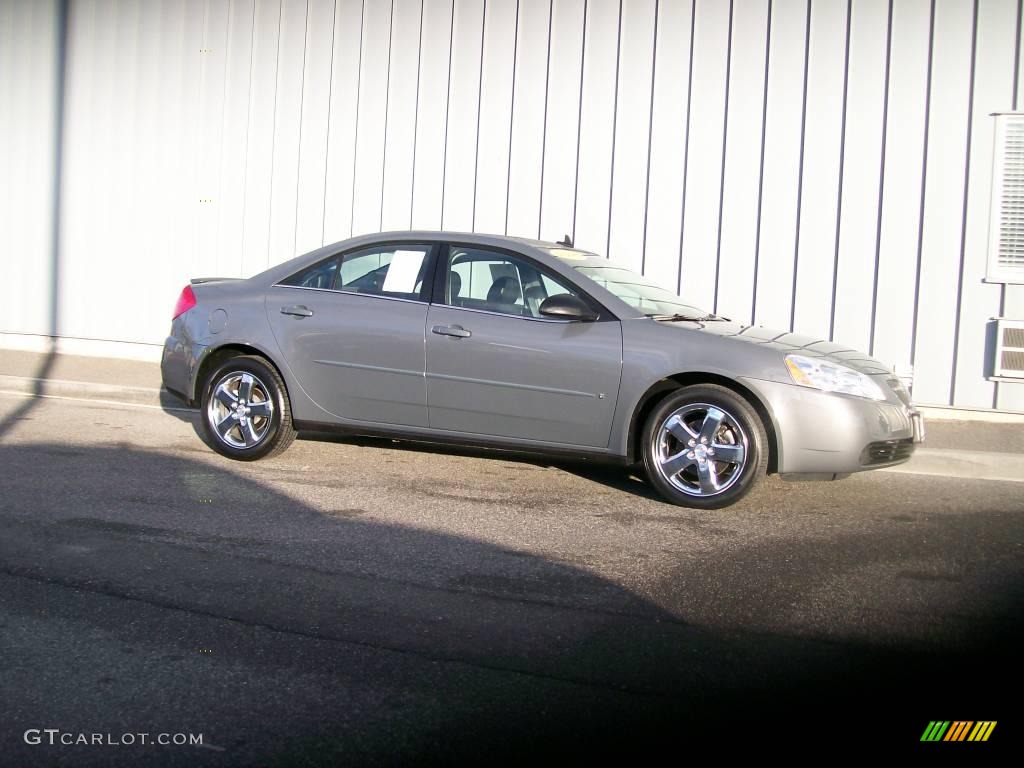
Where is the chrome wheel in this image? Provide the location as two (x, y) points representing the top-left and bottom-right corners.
(206, 371), (274, 449)
(652, 402), (749, 497)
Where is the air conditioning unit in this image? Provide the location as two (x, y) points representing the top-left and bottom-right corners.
(994, 318), (1024, 378)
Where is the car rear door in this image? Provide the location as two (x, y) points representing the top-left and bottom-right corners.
(266, 242), (436, 427)
(424, 244), (623, 448)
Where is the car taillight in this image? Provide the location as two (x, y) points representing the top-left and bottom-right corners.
(172, 285), (197, 319)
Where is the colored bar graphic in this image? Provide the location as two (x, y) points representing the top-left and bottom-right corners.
(944, 722), (972, 741)
(921, 721), (950, 741)
(967, 722), (997, 742)
(922, 720), (996, 742)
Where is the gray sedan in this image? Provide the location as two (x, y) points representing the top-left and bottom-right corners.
(161, 231), (924, 508)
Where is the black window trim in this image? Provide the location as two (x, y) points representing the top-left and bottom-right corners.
(274, 240), (441, 304)
(433, 241), (617, 323)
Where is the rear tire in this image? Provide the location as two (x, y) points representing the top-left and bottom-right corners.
(199, 355), (296, 461)
(641, 384), (768, 509)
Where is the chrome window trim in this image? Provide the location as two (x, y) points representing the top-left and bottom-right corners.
(270, 283), (428, 306)
(429, 302), (576, 324)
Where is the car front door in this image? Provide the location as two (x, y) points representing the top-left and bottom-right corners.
(425, 245), (623, 448)
(266, 243), (436, 427)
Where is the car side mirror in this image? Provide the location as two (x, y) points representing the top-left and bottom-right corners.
(538, 293), (599, 322)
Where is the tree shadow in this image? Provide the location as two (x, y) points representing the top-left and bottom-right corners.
(0, 441), (1018, 765)
(0, 1), (68, 443)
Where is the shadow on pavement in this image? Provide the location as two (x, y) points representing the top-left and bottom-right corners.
(0, 442), (1018, 764)
(298, 428), (665, 502)
(0, 345), (59, 442)
(161, 392), (664, 503)
(159, 389), (197, 417)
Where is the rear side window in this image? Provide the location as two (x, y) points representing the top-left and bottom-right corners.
(280, 245), (432, 301)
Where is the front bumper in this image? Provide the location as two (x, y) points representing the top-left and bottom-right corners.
(739, 377), (924, 475)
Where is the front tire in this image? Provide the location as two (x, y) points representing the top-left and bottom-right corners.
(200, 355), (296, 461)
(641, 384), (768, 509)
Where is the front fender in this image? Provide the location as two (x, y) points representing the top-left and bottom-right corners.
(607, 320), (789, 462)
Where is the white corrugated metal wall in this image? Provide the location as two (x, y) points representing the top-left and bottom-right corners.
(3, 0), (1024, 410)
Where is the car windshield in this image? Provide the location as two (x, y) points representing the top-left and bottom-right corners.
(550, 254), (710, 318)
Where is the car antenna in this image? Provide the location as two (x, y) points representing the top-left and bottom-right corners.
(556, 233), (574, 248)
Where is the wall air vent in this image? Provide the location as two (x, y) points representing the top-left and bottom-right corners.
(993, 318), (1024, 378)
(988, 114), (1024, 283)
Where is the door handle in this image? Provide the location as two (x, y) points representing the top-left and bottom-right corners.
(431, 324), (471, 339)
(281, 305), (314, 318)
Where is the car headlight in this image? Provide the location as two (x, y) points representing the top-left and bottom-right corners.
(784, 354), (886, 401)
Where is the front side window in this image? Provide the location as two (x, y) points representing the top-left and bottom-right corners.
(280, 245), (432, 301)
(443, 247), (580, 318)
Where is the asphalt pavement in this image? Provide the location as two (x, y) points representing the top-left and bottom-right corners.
(0, 349), (1021, 763)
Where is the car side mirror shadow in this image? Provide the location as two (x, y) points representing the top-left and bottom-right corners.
(538, 294), (599, 322)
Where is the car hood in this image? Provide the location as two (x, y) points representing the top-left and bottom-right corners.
(662, 319), (894, 376)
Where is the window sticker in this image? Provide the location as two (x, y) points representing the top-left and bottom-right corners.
(381, 249), (425, 293)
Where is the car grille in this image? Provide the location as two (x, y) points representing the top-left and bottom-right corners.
(860, 438), (916, 467)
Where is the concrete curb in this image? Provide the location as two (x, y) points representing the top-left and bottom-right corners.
(0, 373), (193, 412)
(881, 448), (1024, 484)
(917, 404), (1024, 424)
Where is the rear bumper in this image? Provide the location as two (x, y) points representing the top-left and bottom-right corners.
(160, 336), (192, 403)
(739, 377), (923, 476)
(160, 315), (208, 404)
